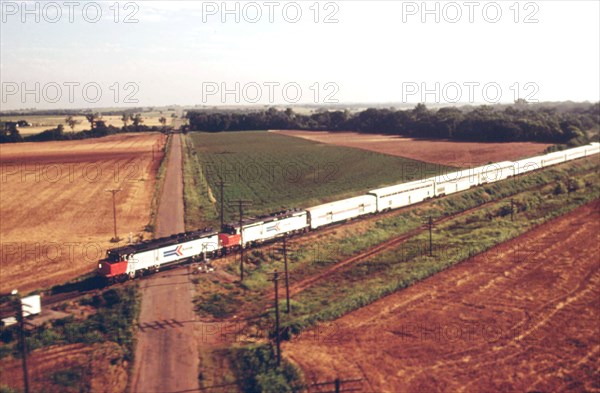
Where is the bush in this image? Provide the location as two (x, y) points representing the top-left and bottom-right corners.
(229, 344), (305, 393)
(50, 367), (84, 388)
(554, 182), (567, 195)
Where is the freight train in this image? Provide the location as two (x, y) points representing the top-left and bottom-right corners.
(98, 143), (600, 280)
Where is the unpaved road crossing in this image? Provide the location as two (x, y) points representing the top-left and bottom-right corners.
(130, 134), (201, 393)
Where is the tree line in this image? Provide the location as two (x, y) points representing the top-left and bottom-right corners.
(1, 113), (172, 143)
(187, 103), (599, 145)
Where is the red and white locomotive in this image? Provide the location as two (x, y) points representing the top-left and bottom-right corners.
(99, 209), (309, 280)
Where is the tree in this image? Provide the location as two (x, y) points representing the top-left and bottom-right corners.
(85, 113), (101, 131)
(159, 116), (167, 129)
(65, 115), (79, 133)
(130, 114), (144, 131)
(1, 122), (23, 143)
(121, 113), (130, 129)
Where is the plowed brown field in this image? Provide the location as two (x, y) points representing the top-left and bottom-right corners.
(0, 133), (165, 292)
(273, 130), (552, 166)
(284, 200), (600, 392)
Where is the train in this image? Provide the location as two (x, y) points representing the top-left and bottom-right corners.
(98, 142), (600, 280)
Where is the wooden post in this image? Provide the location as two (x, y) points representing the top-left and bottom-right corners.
(428, 216), (433, 257)
(283, 237), (290, 314)
(229, 199), (252, 282)
(511, 198), (514, 221)
(273, 270), (281, 367)
(106, 189), (121, 242)
(13, 296), (30, 393)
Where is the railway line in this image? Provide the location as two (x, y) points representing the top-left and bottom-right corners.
(1, 150), (597, 322)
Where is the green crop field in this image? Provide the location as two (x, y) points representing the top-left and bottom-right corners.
(183, 131), (456, 228)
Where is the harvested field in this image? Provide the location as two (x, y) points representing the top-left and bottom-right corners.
(284, 200), (600, 392)
(273, 130), (552, 166)
(0, 133), (166, 292)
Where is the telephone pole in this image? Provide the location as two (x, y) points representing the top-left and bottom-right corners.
(270, 270), (281, 367)
(229, 199), (252, 282)
(11, 291), (30, 393)
(105, 189), (121, 242)
(511, 198), (515, 221)
(428, 216), (433, 257)
(282, 237), (291, 314)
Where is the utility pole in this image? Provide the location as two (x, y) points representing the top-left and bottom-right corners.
(11, 291), (29, 393)
(511, 198), (515, 221)
(271, 270), (281, 367)
(105, 189), (121, 242)
(282, 237), (291, 314)
(229, 199), (252, 282)
(428, 216), (433, 257)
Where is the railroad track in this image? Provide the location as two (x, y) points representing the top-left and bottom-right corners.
(1, 159), (596, 321)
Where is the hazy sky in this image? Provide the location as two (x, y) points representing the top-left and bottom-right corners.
(1, 0), (599, 109)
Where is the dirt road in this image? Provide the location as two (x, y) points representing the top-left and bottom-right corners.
(130, 134), (201, 393)
(284, 200), (600, 392)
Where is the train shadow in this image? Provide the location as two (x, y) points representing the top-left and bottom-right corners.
(49, 275), (108, 295)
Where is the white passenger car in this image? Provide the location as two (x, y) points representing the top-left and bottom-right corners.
(514, 155), (544, 175)
(369, 178), (435, 212)
(433, 169), (476, 196)
(566, 146), (588, 161)
(306, 195), (377, 229)
(541, 151), (567, 167)
(238, 209), (309, 246)
(474, 161), (516, 184)
(585, 142), (600, 156)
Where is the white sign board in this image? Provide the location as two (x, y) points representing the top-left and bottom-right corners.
(21, 295), (41, 317)
(1, 316), (17, 326)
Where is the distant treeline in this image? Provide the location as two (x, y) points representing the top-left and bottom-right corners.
(187, 103), (600, 144)
(1, 113), (169, 143)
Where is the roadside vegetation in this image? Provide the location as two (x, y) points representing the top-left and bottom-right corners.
(183, 134), (219, 230)
(1, 286), (139, 360)
(147, 134), (171, 234)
